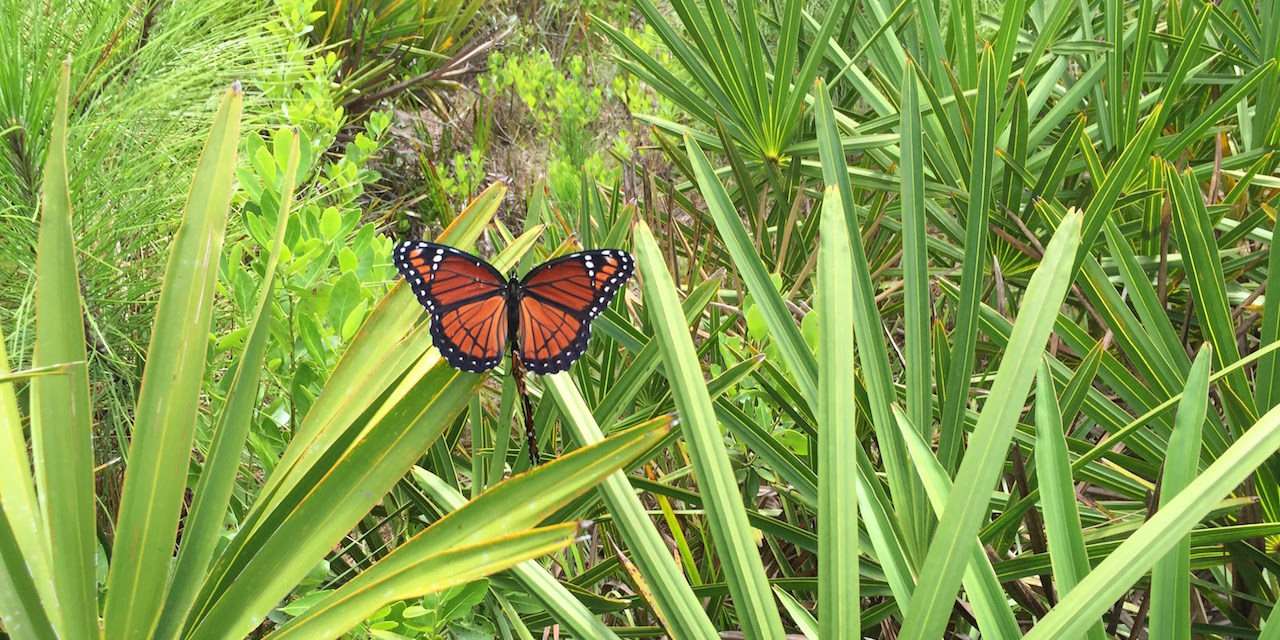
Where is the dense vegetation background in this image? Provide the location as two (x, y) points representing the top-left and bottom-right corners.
(2, 0), (1280, 638)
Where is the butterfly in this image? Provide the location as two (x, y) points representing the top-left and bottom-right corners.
(393, 241), (635, 375)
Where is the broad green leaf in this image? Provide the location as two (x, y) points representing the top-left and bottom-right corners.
(902, 210), (1081, 640)
(1033, 363), (1106, 640)
(1026, 401), (1280, 638)
(1149, 346), (1212, 640)
(815, 186), (858, 638)
(633, 219), (785, 638)
(29, 60), (96, 639)
(155, 129), (302, 639)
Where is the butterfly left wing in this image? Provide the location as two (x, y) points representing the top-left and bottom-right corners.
(394, 241), (510, 372)
(517, 249), (634, 374)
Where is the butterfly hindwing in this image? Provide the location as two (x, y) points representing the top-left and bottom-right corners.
(394, 241), (509, 372)
(429, 293), (508, 372)
(517, 295), (591, 374)
(517, 250), (634, 373)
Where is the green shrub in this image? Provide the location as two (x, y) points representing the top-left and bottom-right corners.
(0, 65), (662, 640)
(0, 0), (302, 433)
(481, 50), (614, 212)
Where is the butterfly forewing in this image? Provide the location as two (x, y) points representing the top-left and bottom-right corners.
(394, 241), (510, 372)
(518, 249), (634, 373)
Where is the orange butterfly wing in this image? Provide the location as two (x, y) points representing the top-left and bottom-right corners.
(395, 241), (510, 372)
(517, 250), (634, 374)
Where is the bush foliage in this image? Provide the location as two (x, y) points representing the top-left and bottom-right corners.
(3, 0), (1280, 638)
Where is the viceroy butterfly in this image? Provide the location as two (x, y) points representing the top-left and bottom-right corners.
(394, 241), (634, 374)
(394, 241), (634, 465)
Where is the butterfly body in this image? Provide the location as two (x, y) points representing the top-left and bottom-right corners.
(395, 241), (634, 375)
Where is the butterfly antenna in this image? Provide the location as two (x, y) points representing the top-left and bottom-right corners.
(511, 348), (540, 466)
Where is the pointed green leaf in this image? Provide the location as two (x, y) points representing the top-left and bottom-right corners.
(29, 60), (96, 640)
(894, 407), (1021, 639)
(155, 130), (302, 639)
(544, 375), (718, 637)
(1034, 363), (1106, 640)
(1149, 346), (1212, 640)
(815, 186), (859, 638)
(939, 46), (998, 474)
(1027, 401), (1280, 639)
(103, 83), (244, 639)
(633, 219), (785, 638)
(902, 210), (1081, 639)
(270, 524), (579, 640)
(270, 418), (670, 638)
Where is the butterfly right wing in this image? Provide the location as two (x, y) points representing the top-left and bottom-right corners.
(394, 241), (510, 372)
(517, 249), (634, 374)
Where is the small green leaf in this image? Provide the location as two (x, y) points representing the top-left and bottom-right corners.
(341, 300), (370, 342)
(338, 247), (358, 273)
(279, 590), (335, 617)
(319, 206), (341, 239)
